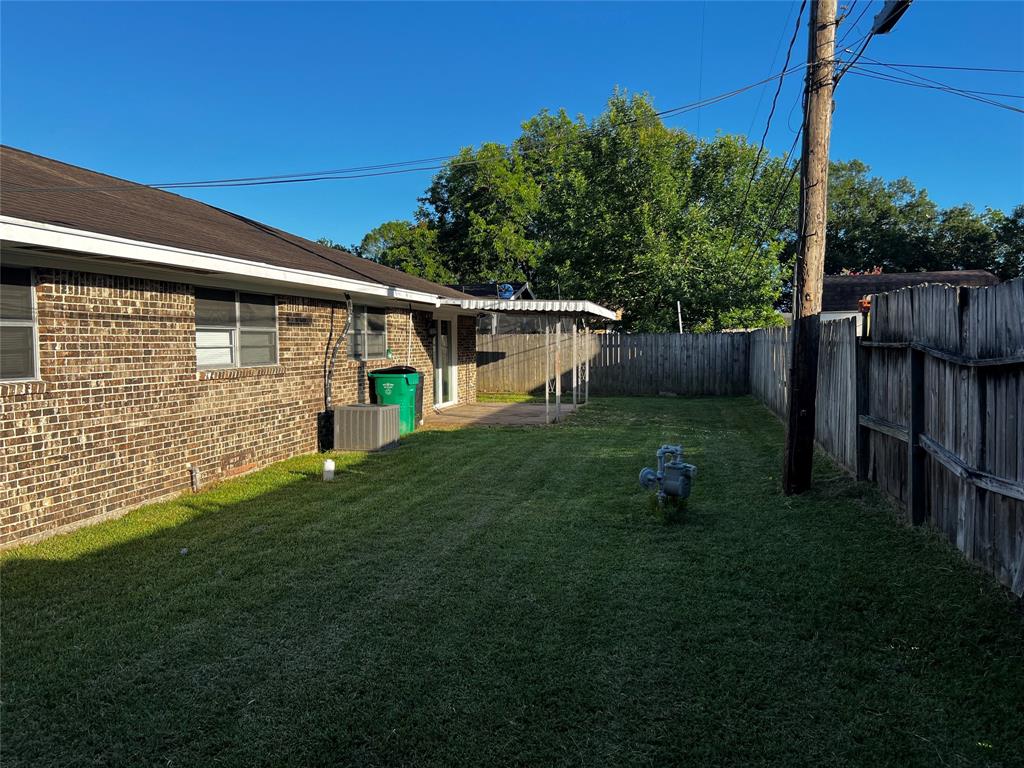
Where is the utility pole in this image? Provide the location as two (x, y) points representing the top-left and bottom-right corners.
(782, 0), (912, 494)
(782, 0), (836, 495)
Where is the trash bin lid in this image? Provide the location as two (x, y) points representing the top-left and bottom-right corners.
(368, 365), (418, 376)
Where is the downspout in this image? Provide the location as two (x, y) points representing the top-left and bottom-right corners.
(407, 303), (414, 365)
(324, 293), (354, 412)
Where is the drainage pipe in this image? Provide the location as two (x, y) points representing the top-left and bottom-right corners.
(324, 293), (354, 411)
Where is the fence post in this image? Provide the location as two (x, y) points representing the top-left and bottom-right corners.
(855, 336), (871, 482)
(907, 347), (926, 525)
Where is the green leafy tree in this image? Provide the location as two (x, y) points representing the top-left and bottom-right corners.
(351, 220), (453, 284)
(824, 160), (938, 273)
(419, 143), (543, 284)
(345, 95), (1018, 331)
(992, 205), (1024, 279)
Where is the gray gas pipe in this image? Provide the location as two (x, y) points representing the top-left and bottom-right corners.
(639, 445), (697, 503)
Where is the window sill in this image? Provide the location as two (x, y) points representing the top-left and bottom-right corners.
(198, 366), (285, 381)
(0, 380), (48, 396)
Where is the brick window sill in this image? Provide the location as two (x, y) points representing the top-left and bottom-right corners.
(198, 366), (286, 381)
(0, 380), (48, 397)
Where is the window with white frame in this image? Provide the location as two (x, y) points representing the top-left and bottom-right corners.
(195, 288), (278, 369)
(0, 266), (38, 381)
(348, 305), (387, 360)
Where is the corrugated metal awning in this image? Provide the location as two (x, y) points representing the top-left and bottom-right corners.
(441, 298), (617, 320)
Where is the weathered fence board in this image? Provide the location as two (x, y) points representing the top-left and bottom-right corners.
(858, 279), (1024, 595)
(477, 332), (749, 397)
(749, 326), (789, 419)
(747, 319), (857, 472)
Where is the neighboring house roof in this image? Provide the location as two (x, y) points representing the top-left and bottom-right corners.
(822, 270), (999, 311)
(0, 145), (470, 301)
(447, 282), (536, 300)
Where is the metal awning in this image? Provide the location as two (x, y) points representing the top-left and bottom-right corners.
(441, 298), (617, 320)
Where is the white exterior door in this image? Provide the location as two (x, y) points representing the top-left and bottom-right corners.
(434, 319), (457, 406)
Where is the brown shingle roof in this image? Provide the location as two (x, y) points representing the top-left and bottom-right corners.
(0, 145), (470, 299)
(822, 271), (1000, 312)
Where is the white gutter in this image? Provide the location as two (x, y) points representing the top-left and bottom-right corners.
(442, 297), (617, 320)
(0, 215), (444, 306)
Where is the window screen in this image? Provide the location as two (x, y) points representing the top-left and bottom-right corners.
(195, 288), (277, 369)
(348, 306), (387, 360)
(0, 266), (37, 380)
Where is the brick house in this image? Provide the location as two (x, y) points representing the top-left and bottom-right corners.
(0, 146), (480, 545)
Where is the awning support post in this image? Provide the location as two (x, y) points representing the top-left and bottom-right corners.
(544, 318), (551, 425)
(572, 316), (578, 407)
(554, 315), (562, 423)
(584, 320), (590, 405)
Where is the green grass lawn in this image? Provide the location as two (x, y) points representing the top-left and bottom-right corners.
(3, 397), (1023, 767)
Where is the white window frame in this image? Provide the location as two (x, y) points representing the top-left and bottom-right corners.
(0, 265), (40, 382)
(348, 305), (388, 361)
(195, 288), (279, 370)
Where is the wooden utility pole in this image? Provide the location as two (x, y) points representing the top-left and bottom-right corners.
(782, 0), (836, 495)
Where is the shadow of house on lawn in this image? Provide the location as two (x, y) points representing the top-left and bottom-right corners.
(3, 398), (1024, 768)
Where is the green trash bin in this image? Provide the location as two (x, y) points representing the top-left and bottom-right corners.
(367, 367), (421, 436)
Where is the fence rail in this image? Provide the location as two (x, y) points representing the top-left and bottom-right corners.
(855, 281), (1024, 595)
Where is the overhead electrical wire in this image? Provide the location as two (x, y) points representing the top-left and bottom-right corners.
(8, 64), (811, 193)
(851, 61), (1024, 74)
(835, 0), (873, 51)
(841, 66), (1024, 100)
(725, 0), (807, 257)
(746, 0), (801, 139)
(738, 127), (803, 280)
(840, 52), (1024, 113)
(695, 0), (707, 137)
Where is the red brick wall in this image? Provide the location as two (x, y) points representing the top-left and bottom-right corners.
(457, 315), (478, 405)
(0, 267), (476, 545)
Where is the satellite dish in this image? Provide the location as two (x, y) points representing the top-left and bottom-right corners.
(497, 283), (515, 300)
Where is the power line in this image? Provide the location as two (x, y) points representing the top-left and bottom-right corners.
(834, 30), (875, 84)
(836, 0), (873, 50)
(6, 64), (810, 193)
(852, 61), (1024, 74)
(739, 127), (803, 279)
(840, 64), (1024, 99)
(695, 0), (707, 137)
(746, 0), (801, 138)
(725, 0), (807, 257)
(842, 57), (1024, 113)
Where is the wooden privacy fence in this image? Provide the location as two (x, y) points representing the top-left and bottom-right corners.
(477, 332), (749, 397)
(748, 318), (858, 473)
(476, 280), (1023, 594)
(856, 280), (1024, 595)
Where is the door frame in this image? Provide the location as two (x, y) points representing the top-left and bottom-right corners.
(432, 311), (459, 408)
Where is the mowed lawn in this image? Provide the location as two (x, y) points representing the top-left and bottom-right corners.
(3, 398), (1023, 767)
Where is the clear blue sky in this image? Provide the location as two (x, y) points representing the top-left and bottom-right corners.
(2, 1), (1022, 247)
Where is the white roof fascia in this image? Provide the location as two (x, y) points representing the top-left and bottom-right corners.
(441, 297), (617, 320)
(0, 215), (444, 307)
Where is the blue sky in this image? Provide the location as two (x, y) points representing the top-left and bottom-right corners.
(2, 1), (1022, 247)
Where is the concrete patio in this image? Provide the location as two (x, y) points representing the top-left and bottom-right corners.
(423, 401), (579, 427)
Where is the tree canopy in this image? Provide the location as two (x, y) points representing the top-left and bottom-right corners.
(340, 92), (1021, 332)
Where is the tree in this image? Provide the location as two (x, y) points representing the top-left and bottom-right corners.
(414, 92), (795, 331)
(419, 143), (543, 285)
(824, 160), (938, 274)
(992, 205), (1024, 280)
(351, 220), (453, 284)
(345, 95), (1020, 332)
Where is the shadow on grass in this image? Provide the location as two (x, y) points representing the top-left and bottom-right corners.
(2, 397), (1023, 768)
